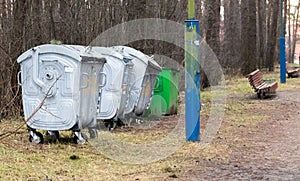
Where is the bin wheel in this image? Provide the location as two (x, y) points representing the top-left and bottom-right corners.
(108, 121), (117, 131)
(46, 131), (59, 142)
(73, 132), (87, 144)
(106, 122), (112, 131)
(117, 119), (125, 127)
(29, 131), (44, 144)
(104, 121), (116, 131)
(104, 122), (109, 128)
(89, 128), (98, 139)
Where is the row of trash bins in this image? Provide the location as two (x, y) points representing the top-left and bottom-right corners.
(17, 44), (162, 144)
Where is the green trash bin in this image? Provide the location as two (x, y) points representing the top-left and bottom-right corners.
(146, 68), (179, 116)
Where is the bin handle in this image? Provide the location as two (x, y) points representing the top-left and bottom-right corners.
(154, 77), (161, 90)
(98, 72), (107, 88)
(80, 73), (89, 89)
(32, 48), (46, 88)
(17, 71), (22, 86)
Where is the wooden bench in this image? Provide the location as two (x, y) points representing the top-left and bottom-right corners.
(246, 69), (278, 98)
(286, 63), (300, 78)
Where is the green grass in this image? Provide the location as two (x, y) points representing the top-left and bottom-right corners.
(225, 76), (253, 95)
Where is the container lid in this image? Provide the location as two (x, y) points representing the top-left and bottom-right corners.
(17, 44), (81, 64)
(17, 44), (107, 64)
(148, 56), (162, 71)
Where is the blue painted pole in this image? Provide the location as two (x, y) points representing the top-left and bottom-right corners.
(280, 37), (286, 83)
(280, 0), (286, 83)
(185, 0), (200, 142)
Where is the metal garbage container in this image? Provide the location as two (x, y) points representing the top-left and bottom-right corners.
(92, 47), (134, 129)
(113, 46), (162, 118)
(17, 44), (106, 144)
(135, 57), (162, 116)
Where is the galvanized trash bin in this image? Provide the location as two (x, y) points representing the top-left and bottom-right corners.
(113, 46), (148, 118)
(113, 46), (162, 118)
(92, 47), (134, 129)
(135, 57), (162, 116)
(17, 44), (106, 144)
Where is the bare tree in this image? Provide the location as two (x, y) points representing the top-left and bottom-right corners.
(288, 0), (293, 63)
(265, 0), (279, 71)
(291, 0), (300, 63)
(257, 0), (267, 68)
(223, 0), (241, 74)
(241, 0), (257, 75)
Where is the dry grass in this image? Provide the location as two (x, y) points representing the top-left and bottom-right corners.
(0, 69), (299, 180)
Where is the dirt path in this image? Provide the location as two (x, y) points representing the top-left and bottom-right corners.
(182, 90), (300, 180)
(226, 91), (300, 180)
(253, 91), (300, 180)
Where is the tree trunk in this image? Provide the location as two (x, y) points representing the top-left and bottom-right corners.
(223, 0), (241, 74)
(291, 1), (300, 63)
(9, 0), (27, 116)
(241, 0), (257, 75)
(257, 0), (266, 68)
(32, 0), (42, 46)
(265, 0), (279, 71)
(288, 0), (292, 63)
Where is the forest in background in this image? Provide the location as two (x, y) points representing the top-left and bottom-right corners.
(0, 0), (298, 118)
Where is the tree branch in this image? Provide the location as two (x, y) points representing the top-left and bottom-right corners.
(0, 75), (62, 141)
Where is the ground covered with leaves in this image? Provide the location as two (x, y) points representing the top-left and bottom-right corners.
(0, 70), (299, 180)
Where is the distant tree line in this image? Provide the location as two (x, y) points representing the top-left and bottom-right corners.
(0, 0), (295, 118)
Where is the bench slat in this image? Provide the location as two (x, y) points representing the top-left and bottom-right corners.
(246, 69), (278, 98)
